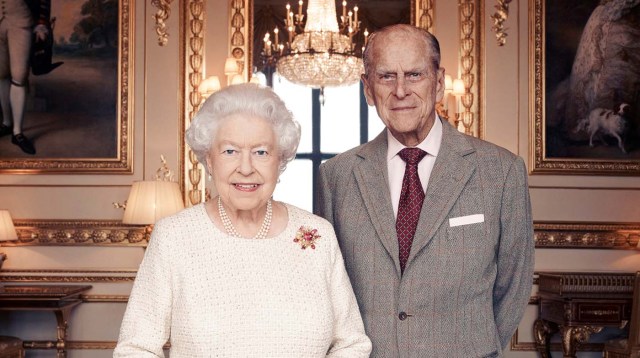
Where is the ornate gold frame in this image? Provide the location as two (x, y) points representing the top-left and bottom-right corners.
(0, 0), (133, 174)
(529, 0), (640, 176)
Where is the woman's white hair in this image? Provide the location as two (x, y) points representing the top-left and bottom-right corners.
(186, 83), (301, 173)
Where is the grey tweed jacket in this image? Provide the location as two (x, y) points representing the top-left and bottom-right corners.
(317, 119), (534, 358)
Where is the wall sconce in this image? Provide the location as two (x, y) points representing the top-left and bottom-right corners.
(230, 74), (245, 85)
(199, 75), (221, 99)
(115, 156), (185, 241)
(436, 74), (454, 122)
(224, 57), (239, 75)
(0, 210), (18, 270)
(224, 57), (244, 85)
(437, 74), (464, 130)
(249, 75), (262, 84)
(451, 78), (466, 130)
(444, 74), (453, 94)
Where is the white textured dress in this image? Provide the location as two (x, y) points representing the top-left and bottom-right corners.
(114, 203), (371, 357)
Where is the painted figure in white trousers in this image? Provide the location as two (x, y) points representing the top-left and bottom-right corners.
(0, 0), (49, 154)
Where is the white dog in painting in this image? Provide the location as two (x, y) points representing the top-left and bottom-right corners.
(574, 103), (630, 153)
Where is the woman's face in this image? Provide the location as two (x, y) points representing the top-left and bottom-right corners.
(207, 113), (281, 213)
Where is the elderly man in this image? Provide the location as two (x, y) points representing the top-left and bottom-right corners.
(318, 24), (534, 357)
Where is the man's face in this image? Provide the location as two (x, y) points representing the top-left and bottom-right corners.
(362, 30), (445, 146)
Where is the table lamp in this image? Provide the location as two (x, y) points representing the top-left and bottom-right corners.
(122, 180), (184, 225)
(0, 210), (18, 270)
(118, 156), (185, 241)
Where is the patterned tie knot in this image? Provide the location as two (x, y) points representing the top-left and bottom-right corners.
(398, 148), (427, 166)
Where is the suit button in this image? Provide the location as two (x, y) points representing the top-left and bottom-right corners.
(398, 312), (408, 320)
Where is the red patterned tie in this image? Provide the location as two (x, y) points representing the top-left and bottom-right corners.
(396, 148), (427, 274)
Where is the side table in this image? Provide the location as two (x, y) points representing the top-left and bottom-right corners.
(0, 285), (92, 358)
(533, 272), (634, 358)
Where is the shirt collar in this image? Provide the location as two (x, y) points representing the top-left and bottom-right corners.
(386, 115), (443, 161)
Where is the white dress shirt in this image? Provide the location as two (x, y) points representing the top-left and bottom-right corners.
(387, 116), (443, 217)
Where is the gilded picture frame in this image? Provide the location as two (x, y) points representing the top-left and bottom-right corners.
(530, 0), (640, 175)
(0, 0), (133, 174)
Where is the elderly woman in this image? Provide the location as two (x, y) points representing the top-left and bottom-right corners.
(114, 83), (371, 357)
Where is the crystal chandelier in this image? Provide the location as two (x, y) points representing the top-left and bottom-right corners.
(262, 0), (366, 93)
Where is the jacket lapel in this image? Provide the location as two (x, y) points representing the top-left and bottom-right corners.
(407, 121), (477, 265)
(353, 131), (401, 272)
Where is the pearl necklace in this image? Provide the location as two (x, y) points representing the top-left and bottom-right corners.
(217, 196), (272, 240)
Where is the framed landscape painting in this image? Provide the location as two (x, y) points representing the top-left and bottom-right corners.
(530, 0), (640, 175)
(0, 0), (133, 173)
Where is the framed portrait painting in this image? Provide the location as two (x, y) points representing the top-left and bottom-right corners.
(530, 0), (640, 175)
(0, 0), (133, 173)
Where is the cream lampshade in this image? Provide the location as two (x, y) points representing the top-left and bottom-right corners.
(224, 57), (239, 76)
(452, 78), (465, 97)
(0, 210), (18, 270)
(199, 76), (221, 98)
(122, 181), (184, 225)
(444, 74), (453, 93)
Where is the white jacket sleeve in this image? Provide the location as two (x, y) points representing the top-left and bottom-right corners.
(113, 221), (173, 357)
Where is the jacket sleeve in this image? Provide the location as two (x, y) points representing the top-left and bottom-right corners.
(493, 156), (535, 348)
(316, 162), (334, 224)
(325, 226), (372, 357)
(113, 222), (173, 357)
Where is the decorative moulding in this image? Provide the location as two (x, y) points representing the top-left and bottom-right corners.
(5, 220), (149, 247)
(2, 220), (639, 249)
(0, 269), (137, 282)
(534, 221), (640, 249)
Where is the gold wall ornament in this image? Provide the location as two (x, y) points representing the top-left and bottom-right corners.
(230, 0), (245, 46)
(414, 0), (435, 33)
(4, 220), (149, 246)
(151, 0), (173, 46)
(533, 221), (640, 249)
(181, 0), (206, 206)
(457, 0), (480, 137)
(490, 0), (512, 46)
(229, 0), (247, 79)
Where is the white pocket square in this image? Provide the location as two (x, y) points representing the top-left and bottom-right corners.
(449, 214), (485, 227)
